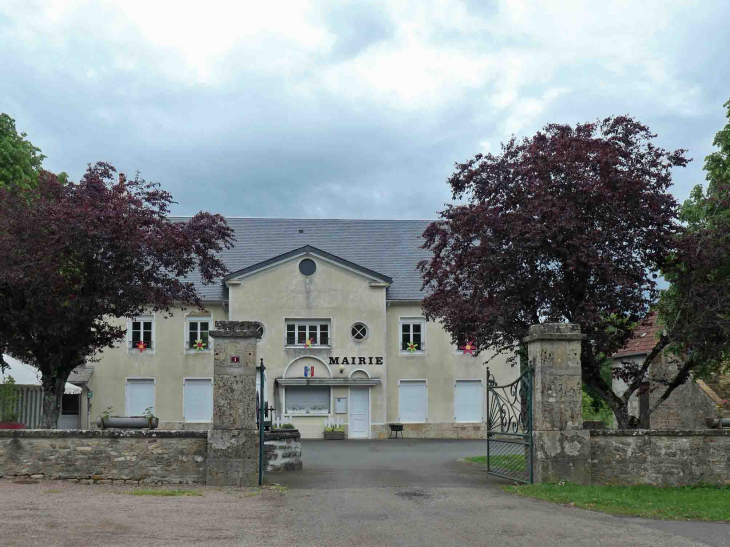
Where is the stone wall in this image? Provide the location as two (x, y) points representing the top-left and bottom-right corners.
(590, 429), (730, 486)
(0, 429), (207, 484)
(264, 430), (302, 472)
(649, 354), (717, 430)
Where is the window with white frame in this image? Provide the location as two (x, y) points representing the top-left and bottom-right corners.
(454, 380), (483, 422)
(186, 317), (211, 351)
(183, 378), (213, 422)
(398, 380), (427, 423)
(129, 316), (154, 351)
(285, 386), (330, 414)
(126, 378), (155, 416)
(400, 318), (425, 353)
(455, 338), (478, 355)
(285, 319), (330, 347)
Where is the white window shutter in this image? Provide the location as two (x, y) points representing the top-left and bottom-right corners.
(184, 379), (213, 422)
(455, 380), (483, 422)
(399, 381), (427, 423)
(126, 379), (155, 416)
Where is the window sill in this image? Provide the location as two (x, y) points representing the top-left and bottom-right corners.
(399, 352), (425, 357)
(185, 350), (212, 355)
(285, 413), (331, 417)
(128, 350), (156, 356)
(454, 421), (484, 426)
(284, 345), (331, 350)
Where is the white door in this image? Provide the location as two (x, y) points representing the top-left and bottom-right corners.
(126, 379), (155, 417)
(349, 387), (369, 439)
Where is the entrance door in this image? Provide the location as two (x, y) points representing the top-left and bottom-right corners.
(58, 393), (80, 429)
(349, 387), (369, 439)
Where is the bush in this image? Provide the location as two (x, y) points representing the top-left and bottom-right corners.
(0, 375), (19, 422)
(279, 423), (295, 430)
(582, 389), (614, 427)
(324, 424), (344, 432)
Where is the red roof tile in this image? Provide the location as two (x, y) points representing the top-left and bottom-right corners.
(613, 312), (661, 357)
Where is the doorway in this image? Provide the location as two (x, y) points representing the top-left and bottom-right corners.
(349, 387), (369, 439)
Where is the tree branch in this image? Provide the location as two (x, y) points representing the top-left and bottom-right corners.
(621, 334), (670, 404)
(638, 358), (694, 422)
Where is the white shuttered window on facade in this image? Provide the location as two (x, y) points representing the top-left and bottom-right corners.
(398, 380), (427, 423)
(126, 379), (155, 417)
(183, 379), (213, 422)
(454, 380), (483, 423)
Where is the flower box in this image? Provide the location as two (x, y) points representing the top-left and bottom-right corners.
(0, 422), (25, 430)
(324, 430), (346, 440)
(97, 416), (159, 430)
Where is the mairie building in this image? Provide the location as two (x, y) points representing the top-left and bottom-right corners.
(86, 218), (515, 439)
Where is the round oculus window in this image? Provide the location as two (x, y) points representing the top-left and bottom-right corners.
(351, 323), (368, 341)
(252, 322), (265, 341)
(299, 259), (316, 276)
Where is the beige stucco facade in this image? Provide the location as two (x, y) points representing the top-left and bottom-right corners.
(87, 250), (516, 438)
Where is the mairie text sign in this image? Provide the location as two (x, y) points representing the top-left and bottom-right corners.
(329, 357), (383, 365)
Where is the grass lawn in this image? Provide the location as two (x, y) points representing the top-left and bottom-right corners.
(464, 455), (525, 469)
(503, 483), (730, 522)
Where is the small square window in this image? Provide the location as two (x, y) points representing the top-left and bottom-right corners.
(129, 316), (154, 351)
(400, 318), (425, 353)
(187, 318), (211, 351)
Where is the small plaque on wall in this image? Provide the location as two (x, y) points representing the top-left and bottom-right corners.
(230, 356), (240, 363)
(335, 397), (347, 414)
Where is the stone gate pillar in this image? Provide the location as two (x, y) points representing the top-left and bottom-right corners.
(525, 323), (590, 484)
(206, 321), (261, 487)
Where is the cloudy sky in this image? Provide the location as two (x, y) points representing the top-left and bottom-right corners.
(1, 0), (728, 219)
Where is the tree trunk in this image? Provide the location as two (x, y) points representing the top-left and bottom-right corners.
(40, 374), (67, 429)
(580, 341), (639, 429)
(612, 404), (634, 429)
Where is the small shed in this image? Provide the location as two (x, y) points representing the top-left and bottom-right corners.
(1, 355), (83, 428)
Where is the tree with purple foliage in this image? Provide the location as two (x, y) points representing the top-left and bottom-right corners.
(0, 162), (235, 428)
(419, 116), (700, 429)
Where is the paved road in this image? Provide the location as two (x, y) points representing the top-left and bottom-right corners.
(271, 439), (729, 547)
(275, 438), (493, 489)
(1, 440), (726, 546)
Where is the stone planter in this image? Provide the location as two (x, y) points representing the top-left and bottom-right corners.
(704, 417), (730, 429)
(0, 422), (25, 429)
(97, 416), (159, 430)
(324, 430), (345, 440)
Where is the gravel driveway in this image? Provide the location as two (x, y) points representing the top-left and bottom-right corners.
(0, 440), (726, 547)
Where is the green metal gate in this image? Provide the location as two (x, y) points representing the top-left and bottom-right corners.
(486, 366), (533, 484)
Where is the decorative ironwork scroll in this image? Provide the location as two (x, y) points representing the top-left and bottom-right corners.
(486, 366), (533, 484)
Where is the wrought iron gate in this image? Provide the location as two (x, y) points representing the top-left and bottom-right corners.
(486, 366), (533, 483)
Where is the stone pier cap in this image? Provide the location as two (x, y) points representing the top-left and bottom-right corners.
(523, 323), (587, 343)
(210, 321), (263, 340)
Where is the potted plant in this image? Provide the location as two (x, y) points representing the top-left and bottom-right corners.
(323, 417), (346, 440)
(705, 399), (729, 429)
(0, 375), (24, 429)
(97, 406), (159, 429)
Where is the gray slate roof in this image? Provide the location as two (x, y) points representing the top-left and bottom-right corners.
(172, 218), (434, 302)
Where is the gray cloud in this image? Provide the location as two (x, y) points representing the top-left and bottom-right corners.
(1, 0), (728, 221)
